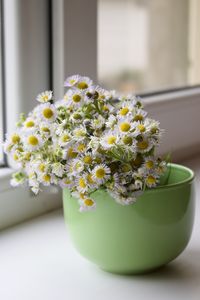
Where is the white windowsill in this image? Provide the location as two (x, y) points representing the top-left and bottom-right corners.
(0, 155), (199, 300)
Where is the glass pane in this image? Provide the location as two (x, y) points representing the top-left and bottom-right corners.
(0, 3), (3, 165)
(98, 0), (200, 94)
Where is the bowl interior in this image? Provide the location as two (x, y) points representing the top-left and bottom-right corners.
(158, 163), (194, 188)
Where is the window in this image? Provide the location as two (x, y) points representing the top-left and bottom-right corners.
(98, 0), (200, 94)
(0, 0), (4, 166)
(0, 0), (62, 230)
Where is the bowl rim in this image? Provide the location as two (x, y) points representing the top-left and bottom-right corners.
(149, 163), (195, 191)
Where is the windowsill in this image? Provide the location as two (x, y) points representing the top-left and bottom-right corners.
(0, 155), (199, 300)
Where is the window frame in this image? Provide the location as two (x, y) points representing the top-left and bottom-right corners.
(0, 0), (200, 229)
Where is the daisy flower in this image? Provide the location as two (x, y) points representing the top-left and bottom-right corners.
(76, 174), (89, 193)
(67, 89), (84, 107)
(136, 137), (154, 153)
(64, 75), (80, 87)
(76, 76), (93, 90)
(23, 117), (37, 132)
(39, 103), (57, 123)
(145, 174), (158, 188)
(71, 159), (85, 175)
(143, 157), (156, 171)
(73, 126), (87, 140)
(3, 140), (14, 154)
(6, 132), (21, 146)
(118, 100), (135, 118)
(133, 108), (147, 122)
(85, 172), (97, 188)
(23, 133), (43, 151)
(36, 91), (53, 103)
(52, 162), (65, 177)
(79, 197), (96, 212)
(10, 171), (26, 187)
(106, 114), (117, 129)
(74, 142), (86, 154)
(59, 177), (74, 189)
(63, 146), (78, 160)
(91, 115), (105, 130)
(58, 131), (72, 147)
(118, 117), (134, 134)
(69, 112), (83, 123)
(39, 122), (52, 137)
(39, 173), (52, 186)
(82, 153), (93, 165)
(101, 130), (119, 149)
(92, 164), (110, 184)
(34, 160), (48, 176)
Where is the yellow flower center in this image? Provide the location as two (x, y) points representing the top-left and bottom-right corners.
(64, 178), (72, 185)
(83, 156), (92, 164)
(122, 164), (131, 173)
(43, 174), (51, 182)
(146, 175), (156, 185)
(43, 108), (53, 119)
(13, 153), (19, 161)
(41, 127), (50, 133)
(75, 130), (85, 137)
(61, 134), (70, 143)
(122, 136), (132, 145)
(95, 157), (102, 164)
(77, 144), (86, 152)
(24, 152), (31, 160)
(67, 148), (77, 158)
(42, 95), (49, 102)
(72, 94), (81, 103)
(134, 114), (144, 121)
(11, 134), (20, 144)
(84, 199), (94, 206)
(75, 162), (82, 170)
(28, 135), (39, 146)
(25, 120), (35, 128)
(120, 107), (129, 116)
(79, 193), (86, 199)
(69, 79), (76, 85)
(73, 113), (82, 120)
(39, 163), (45, 172)
(145, 161), (154, 169)
(120, 122), (131, 132)
(16, 147), (23, 152)
(137, 140), (149, 150)
(79, 178), (86, 188)
(131, 155), (143, 167)
(95, 168), (105, 179)
(151, 127), (158, 134)
(103, 105), (109, 111)
(5, 144), (12, 152)
(137, 124), (146, 132)
(29, 172), (35, 179)
(77, 82), (88, 89)
(107, 136), (116, 145)
(87, 174), (95, 184)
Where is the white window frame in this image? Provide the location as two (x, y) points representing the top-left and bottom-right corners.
(0, 0), (200, 230)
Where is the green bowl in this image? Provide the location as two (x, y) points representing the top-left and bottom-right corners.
(63, 163), (195, 274)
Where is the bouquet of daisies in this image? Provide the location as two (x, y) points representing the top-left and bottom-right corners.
(3, 75), (166, 211)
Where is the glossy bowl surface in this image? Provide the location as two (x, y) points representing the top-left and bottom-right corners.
(63, 163), (195, 274)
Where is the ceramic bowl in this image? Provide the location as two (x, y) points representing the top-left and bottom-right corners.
(63, 163), (195, 274)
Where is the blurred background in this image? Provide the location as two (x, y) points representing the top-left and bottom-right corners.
(98, 0), (200, 93)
